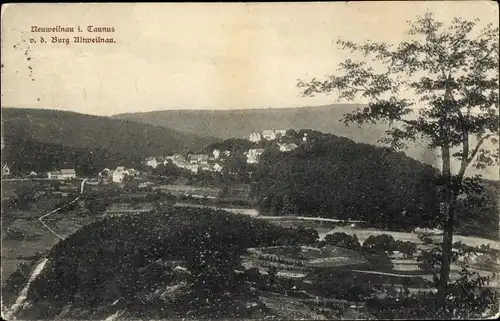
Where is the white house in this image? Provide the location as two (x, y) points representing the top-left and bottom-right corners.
(246, 148), (266, 164)
(187, 164), (199, 174)
(2, 164), (10, 176)
(200, 164), (211, 172)
(279, 143), (298, 152)
(189, 154), (209, 165)
(262, 129), (287, 141)
(302, 133), (308, 142)
(212, 163), (223, 172)
(112, 166), (126, 183)
(212, 149), (221, 160)
(249, 133), (262, 143)
(166, 154), (185, 162)
(146, 157), (159, 168)
(99, 168), (111, 180)
(47, 168), (76, 180)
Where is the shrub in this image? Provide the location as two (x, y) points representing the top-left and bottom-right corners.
(362, 234), (398, 254)
(324, 232), (361, 251)
(366, 268), (499, 319)
(396, 241), (417, 259)
(417, 232), (435, 246)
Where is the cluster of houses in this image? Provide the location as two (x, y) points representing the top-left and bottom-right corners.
(145, 151), (225, 174)
(2, 163), (140, 185)
(249, 129), (289, 142)
(245, 149), (265, 164)
(99, 166), (138, 183)
(1, 163), (77, 180)
(243, 143), (298, 164)
(249, 129), (308, 144)
(47, 169), (76, 180)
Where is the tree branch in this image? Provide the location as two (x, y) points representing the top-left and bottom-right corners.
(457, 134), (492, 179)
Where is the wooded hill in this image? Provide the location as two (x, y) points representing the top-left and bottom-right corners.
(252, 130), (499, 239)
(1, 108), (217, 175)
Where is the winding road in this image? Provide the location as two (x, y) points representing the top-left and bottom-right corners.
(38, 178), (87, 240)
(2, 178), (87, 320)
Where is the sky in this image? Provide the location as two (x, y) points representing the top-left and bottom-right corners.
(1, 1), (498, 116)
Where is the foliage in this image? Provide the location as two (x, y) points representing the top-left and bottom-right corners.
(366, 268), (499, 319)
(2, 136), (142, 177)
(324, 232), (361, 252)
(84, 196), (112, 216)
(254, 130), (442, 229)
(396, 241), (418, 259)
(362, 234), (398, 255)
(21, 207), (313, 319)
(297, 11), (499, 306)
(1, 108), (215, 176)
(277, 226), (319, 246)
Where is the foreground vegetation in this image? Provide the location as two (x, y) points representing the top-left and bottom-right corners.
(2, 204), (496, 320)
(16, 207), (311, 319)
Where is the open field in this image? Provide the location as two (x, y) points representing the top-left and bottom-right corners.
(1, 219), (59, 286)
(174, 202), (260, 216)
(1, 179), (92, 285)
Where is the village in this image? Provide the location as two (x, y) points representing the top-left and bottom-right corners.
(1, 129), (305, 184)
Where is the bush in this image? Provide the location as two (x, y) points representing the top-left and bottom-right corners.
(396, 241), (417, 259)
(324, 232), (361, 251)
(417, 232), (435, 245)
(362, 234), (398, 254)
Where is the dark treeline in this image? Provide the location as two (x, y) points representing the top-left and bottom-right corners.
(2, 108), (214, 157)
(252, 130), (498, 235)
(2, 136), (141, 177)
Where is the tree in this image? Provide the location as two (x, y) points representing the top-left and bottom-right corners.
(362, 234), (398, 255)
(297, 12), (499, 308)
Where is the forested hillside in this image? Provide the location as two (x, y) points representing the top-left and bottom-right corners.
(1, 137), (140, 176)
(1, 108), (216, 159)
(252, 130), (499, 237)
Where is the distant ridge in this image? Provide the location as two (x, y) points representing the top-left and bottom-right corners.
(1, 107), (216, 153)
(112, 104), (498, 180)
(112, 104), (382, 142)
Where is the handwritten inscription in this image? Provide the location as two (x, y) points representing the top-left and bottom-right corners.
(29, 25), (116, 45)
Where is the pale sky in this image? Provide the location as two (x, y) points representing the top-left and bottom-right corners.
(1, 1), (498, 116)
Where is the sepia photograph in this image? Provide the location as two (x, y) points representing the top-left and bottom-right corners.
(1, 1), (499, 320)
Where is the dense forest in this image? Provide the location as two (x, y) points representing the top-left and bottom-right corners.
(1, 108), (216, 161)
(1, 137), (141, 177)
(252, 130), (499, 236)
(20, 207), (316, 319)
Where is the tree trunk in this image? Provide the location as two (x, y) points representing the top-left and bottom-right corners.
(436, 145), (456, 309)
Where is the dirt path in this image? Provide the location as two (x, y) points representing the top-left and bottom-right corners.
(2, 258), (48, 320)
(3, 179), (87, 320)
(38, 179), (87, 240)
